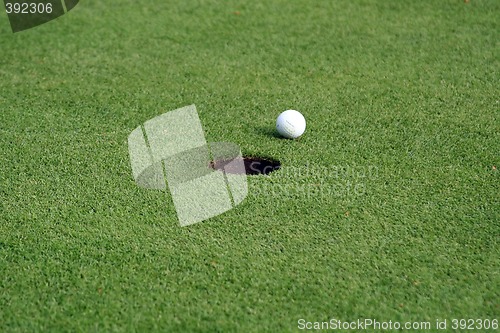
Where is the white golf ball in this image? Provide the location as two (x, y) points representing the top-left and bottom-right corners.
(276, 110), (306, 139)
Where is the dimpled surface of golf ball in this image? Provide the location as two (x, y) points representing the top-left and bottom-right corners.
(276, 110), (306, 139)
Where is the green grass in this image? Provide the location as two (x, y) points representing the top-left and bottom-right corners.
(1, 0), (498, 332)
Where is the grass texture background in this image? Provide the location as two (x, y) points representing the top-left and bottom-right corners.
(0, 0), (498, 332)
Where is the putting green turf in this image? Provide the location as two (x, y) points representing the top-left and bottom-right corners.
(1, 0), (498, 332)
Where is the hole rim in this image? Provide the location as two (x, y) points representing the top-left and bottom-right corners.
(210, 156), (281, 176)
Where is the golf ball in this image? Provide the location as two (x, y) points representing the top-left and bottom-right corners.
(276, 110), (306, 139)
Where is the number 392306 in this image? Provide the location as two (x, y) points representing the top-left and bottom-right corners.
(5, 2), (53, 14)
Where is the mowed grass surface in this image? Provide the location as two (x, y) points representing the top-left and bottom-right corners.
(0, 0), (498, 332)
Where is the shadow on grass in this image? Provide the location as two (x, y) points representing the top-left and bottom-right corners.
(255, 126), (282, 139)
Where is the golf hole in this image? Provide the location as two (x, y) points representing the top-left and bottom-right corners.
(210, 157), (281, 175)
